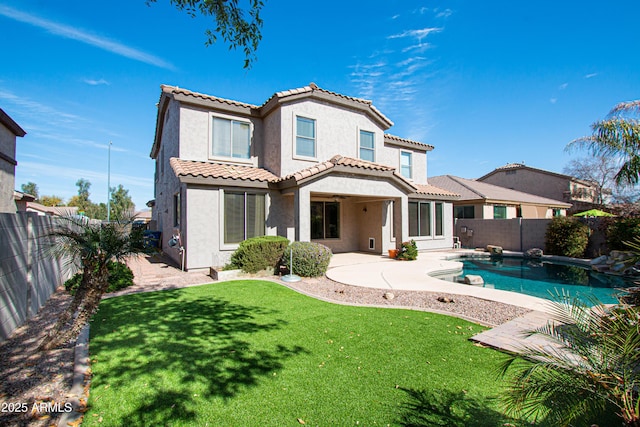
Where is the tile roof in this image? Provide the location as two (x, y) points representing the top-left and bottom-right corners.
(269, 83), (373, 108)
(428, 175), (572, 207)
(414, 184), (460, 198)
(282, 155), (395, 182)
(161, 85), (259, 109)
(384, 134), (434, 151)
(170, 156), (462, 200)
(479, 162), (594, 185)
(160, 83), (394, 128)
(170, 158), (279, 182)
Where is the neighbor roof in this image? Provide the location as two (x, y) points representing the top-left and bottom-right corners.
(428, 175), (571, 207)
(478, 162), (595, 186)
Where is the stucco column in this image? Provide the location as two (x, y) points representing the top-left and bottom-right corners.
(398, 195), (408, 245)
(381, 200), (393, 252)
(295, 188), (311, 242)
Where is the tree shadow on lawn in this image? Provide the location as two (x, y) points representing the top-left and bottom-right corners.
(397, 387), (536, 427)
(88, 287), (308, 426)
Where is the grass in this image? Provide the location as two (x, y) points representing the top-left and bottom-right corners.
(85, 280), (526, 426)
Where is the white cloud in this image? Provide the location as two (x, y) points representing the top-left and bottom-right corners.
(550, 98), (558, 104)
(435, 8), (453, 19)
(388, 27), (442, 42)
(0, 89), (83, 126)
(559, 83), (568, 90)
(401, 43), (432, 54)
(84, 78), (110, 86)
(0, 5), (176, 70)
(585, 73), (599, 79)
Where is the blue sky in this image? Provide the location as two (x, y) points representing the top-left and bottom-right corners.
(2, 0), (639, 210)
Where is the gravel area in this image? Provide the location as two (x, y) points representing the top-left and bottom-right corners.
(285, 275), (531, 326)
(0, 269), (530, 426)
(0, 287), (75, 427)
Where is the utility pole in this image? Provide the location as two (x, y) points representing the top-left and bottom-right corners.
(107, 141), (112, 222)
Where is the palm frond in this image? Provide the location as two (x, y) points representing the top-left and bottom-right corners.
(500, 289), (640, 425)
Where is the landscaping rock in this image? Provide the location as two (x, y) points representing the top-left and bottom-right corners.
(486, 245), (503, 256)
(383, 292), (395, 300)
(437, 296), (455, 303)
(464, 275), (485, 286)
(524, 248), (543, 259)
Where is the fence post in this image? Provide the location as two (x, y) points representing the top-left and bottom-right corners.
(519, 217), (523, 252)
(25, 213), (34, 317)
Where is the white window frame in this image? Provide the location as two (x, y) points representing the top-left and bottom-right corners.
(400, 150), (413, 179)
(293, 114), (317, 160)
(358, 129), (375, 162)
(209, 113), (252, 163)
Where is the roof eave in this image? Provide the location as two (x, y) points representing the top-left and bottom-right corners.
(177, 175), (272, 189)
(0, 108), (26, 137)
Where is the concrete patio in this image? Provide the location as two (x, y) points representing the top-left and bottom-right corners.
(327, 251), (553, 313)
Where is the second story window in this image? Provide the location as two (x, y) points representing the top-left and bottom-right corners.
(400, 151), (412, 179)
(212, 116), (250, 159)
(359, 130), (375, 162)
(296, 116), (316, 158)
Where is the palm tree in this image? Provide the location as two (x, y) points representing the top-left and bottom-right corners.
(568, 100), (640, 186)
(39, 216), (145, 350)
(499, 291), (640, 426)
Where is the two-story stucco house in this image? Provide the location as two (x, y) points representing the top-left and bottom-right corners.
(478, 163), (601, 213)
(151, 84), (459, 271)
(0, 108), (26, 214)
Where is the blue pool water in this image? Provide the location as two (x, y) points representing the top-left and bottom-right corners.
(452, 257), (636, 304)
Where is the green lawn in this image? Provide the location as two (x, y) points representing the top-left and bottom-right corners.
(85, 280), (525, 426)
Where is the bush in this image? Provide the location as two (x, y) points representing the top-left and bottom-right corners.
(282, 241), (332, 277)
(397, 240), (418, 260)
(545, 217), (590, 258)
(229, 235), (290, 273)
(606, 218), (640, 251)
(64, 261), (135, 295)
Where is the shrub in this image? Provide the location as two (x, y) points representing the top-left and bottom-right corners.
(397, 240), (418, 260)
(282, 241), (332, 277)
(545, 217), (590, 258)
(606, 218), (640, 251)
(64, 261), (134, 295)
(229, 235), (290, 273)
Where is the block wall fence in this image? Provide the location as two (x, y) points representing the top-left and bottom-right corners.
(0, 213), (70, 341)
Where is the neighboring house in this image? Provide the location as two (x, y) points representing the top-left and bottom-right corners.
(151, 83), (459, 270)
(428, 175), (571, 219)
(0, 108), (26, 213)
(14, 191), (79, 217)
(477, 163), (600, 212)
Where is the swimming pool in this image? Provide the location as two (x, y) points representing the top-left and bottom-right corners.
(445, 257), (636, 304)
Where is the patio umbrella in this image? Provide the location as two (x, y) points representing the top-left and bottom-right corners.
(573, 209), (615, 217)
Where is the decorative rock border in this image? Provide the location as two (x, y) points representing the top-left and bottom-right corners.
(57, 325), (90, 427)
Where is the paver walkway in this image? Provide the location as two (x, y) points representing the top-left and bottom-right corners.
(469, 310), (558, 353)
(113, 254), (214, 297)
